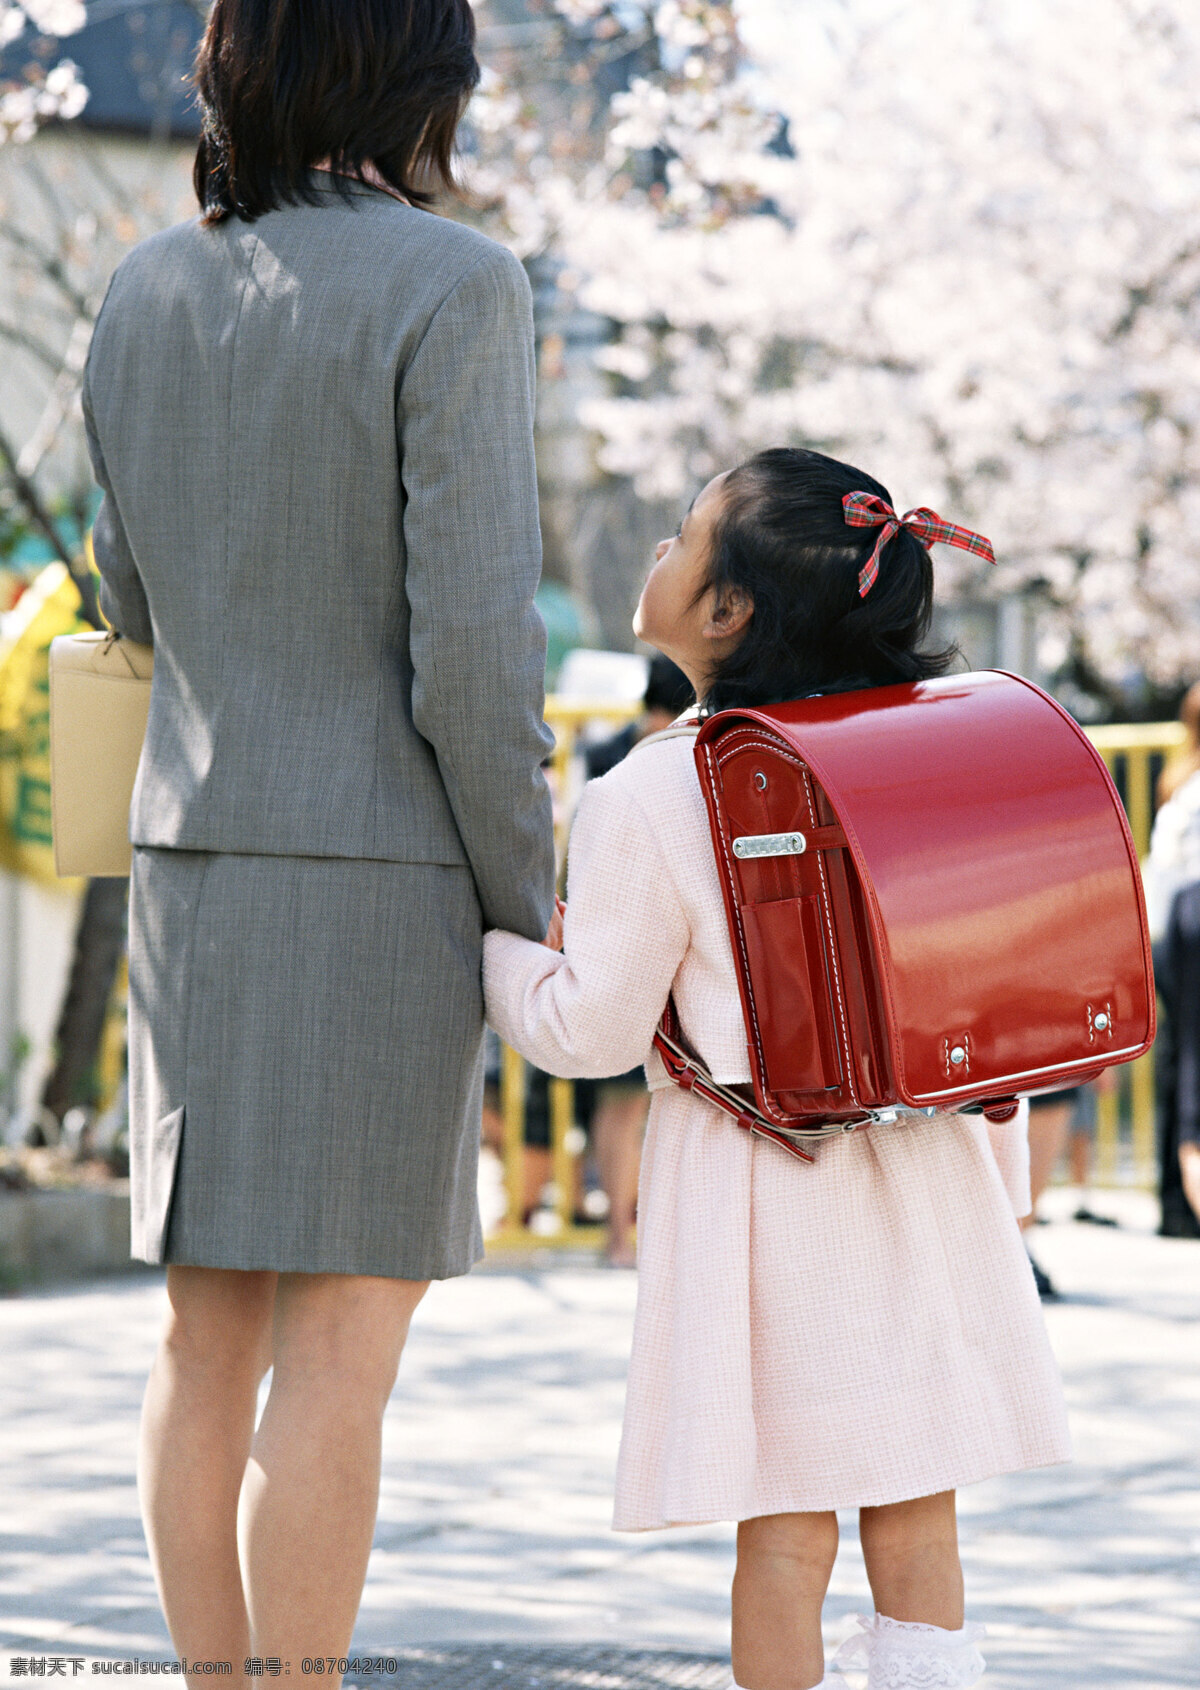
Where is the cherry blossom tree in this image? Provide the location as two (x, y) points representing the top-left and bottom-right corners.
(470, 0), (1200, 712)
(0, 2), (87, 144)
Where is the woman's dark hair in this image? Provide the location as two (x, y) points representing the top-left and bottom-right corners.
(193, 0), (480, 225)
(699, 447), (959, 712)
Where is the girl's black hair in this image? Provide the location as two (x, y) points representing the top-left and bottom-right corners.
(193, 0), (480, 225)
(700, 447), (958, 712)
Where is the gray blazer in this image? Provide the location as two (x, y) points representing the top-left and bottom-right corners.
(83, 175), (555, 940)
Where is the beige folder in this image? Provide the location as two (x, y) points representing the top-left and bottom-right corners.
(48, 631), (153, 878)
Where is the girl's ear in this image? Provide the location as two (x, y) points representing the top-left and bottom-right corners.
(703, 585), (754, 643)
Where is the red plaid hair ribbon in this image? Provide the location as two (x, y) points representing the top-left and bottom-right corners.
(843, 491), (996, 597)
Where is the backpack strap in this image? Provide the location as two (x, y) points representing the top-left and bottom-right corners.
(633, 718), (856, 1158)
(631, 716), (702, 752)
(652, 997), (863, 1162)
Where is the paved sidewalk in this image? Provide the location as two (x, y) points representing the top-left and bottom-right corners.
(341, 1648), (727, 1687)
(0, 1190), (1197, 1687)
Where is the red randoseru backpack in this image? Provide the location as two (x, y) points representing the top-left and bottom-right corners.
(652, 670), (1156, 1162)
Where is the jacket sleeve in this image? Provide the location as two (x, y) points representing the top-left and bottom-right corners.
(81, 361), (153, 645)
(482, 771), (691, 1078)
(397, 241), (555, 940)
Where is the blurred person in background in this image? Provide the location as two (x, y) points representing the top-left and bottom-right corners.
(1156, 884), (1200, 1237)
(1147, 684), (1200, 1236)
(1144, 681), (1200, 943)
(83, 0), (555, 1674)
(481, 1052), (579, 1224)
(1062, 1078), (1117, 1225)
(580, 654), (694, 1265)
(483, 658), (695, 1253)
(1022, 1077), (1117, 1300)
(582, 652), (695, 778)
(1022, 1092), (1074, 1299)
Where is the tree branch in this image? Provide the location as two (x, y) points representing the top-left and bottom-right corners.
(0, 224), (90, 319)
(77, 135), (142, 220)
(16, 314), (92, 481)
(0, 317), (64, 373)
(19, 148), (78, 252)
(0, 421), (102, 628)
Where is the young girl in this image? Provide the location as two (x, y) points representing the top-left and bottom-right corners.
(483, 448), (1071, 1690)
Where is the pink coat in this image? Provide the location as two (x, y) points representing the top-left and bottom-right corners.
(484, 733), (1071, 1529)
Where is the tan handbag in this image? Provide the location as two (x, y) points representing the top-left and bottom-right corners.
(48, 630), (153, 877)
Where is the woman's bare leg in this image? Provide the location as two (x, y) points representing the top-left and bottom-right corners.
(1021, 1102), (1071, 1229)
(1069, 1127), (1092, 1190)
(732, 1511), (839, 1689)
(1180, 1141), (1200, 1222)
(523, 1144), (552, 1220)
(238, 1272), (428, 1672)
(592, 1088), (648, 1266)
(859, 1490), (964, 1629)
(138, 1266), (277, 1673)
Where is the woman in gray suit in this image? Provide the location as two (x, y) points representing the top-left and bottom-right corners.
(82, 0), (556, 1670)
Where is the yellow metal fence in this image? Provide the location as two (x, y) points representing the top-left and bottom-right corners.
(1086, 721), (1184, 1184)
(488, 705), (1184, 1248)
(489, 698), (638, 1249)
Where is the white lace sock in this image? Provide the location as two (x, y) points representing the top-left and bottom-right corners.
(833, 1613), (986, 1687)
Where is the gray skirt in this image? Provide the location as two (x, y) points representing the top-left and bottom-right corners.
(126, 848), (485, 1279)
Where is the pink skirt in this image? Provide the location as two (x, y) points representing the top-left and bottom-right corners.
(613, 1091), (1071, 1530)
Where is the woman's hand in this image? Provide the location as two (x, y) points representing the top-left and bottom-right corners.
(542, 897), (566, 951)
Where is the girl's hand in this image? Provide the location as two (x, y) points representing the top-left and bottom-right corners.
(542, 897), (566, 951)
